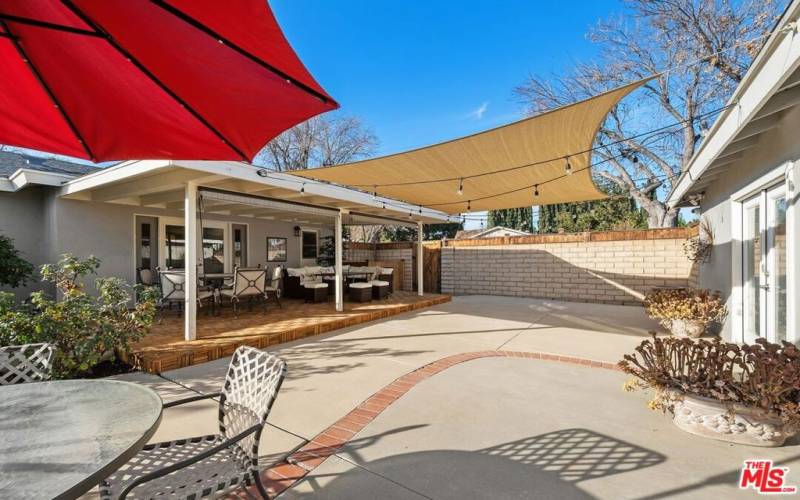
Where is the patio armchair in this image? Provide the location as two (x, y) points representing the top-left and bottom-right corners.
(219, 267), (268, 317)
(158, 270), (216, 316)
(136, 267), (158, 287)
(264, 265), (283, 308)
(377, 267), (395, 294)
(99, 346), (287, 500)
(0, 343), (56, 385)
(283, 267), (305, 299)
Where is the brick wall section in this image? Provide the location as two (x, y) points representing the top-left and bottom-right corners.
(440, 228), (698, 306)
(344, 242), (413, 291)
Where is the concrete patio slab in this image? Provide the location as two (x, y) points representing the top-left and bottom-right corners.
(298, 357), (800, 499)
(151, 297), (661, 458)
(280, 455), (424, 500)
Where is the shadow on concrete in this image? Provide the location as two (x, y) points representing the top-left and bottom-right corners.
(291, 428), (664, 499)
(163, 340), (432, 395)
(478, 428), (665, 483)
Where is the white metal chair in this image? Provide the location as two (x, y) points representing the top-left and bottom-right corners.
(0, 343), (56, 385)
(219, 268), (268, 318)
(159, 270), (216, 316)
(264, 265), (283, 309)
(100, 346), (287, 500)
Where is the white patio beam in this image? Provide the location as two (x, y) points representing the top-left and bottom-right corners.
(185, 181), (198, 341)
(335, 211), (344, 312)
(139, 190), (184, 206)
(91, 170), (220, 202)
(417, 222), (424, 296)
(753, 84), (800, 120)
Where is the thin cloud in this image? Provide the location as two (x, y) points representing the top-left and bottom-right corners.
(467, 101), (489, 120)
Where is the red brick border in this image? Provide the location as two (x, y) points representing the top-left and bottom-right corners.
(230, 351), (621, 498)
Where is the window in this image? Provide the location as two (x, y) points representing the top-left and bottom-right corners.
(302, 230), (318, 260)
(165, 225), (185, 269)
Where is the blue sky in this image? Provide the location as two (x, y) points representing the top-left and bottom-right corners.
(272, 0), (618, 157)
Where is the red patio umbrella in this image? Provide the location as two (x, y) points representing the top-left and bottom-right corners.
(0, 1), (338, 162)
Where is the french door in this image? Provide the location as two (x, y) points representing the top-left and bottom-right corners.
(741, 184), (787, 343)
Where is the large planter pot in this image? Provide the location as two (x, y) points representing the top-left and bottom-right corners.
(668, 319), (706, 338)
(670, 392), (795, 447)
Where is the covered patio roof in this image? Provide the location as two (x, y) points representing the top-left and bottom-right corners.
(58, 159), (459, 225)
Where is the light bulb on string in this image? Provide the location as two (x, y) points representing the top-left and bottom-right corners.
(534, 184), (539, 197)
(457, 178), (464, 196)
(467, 200), (471, 211)
(372, 186), (378, 200)
(300, 183), (305, 194)
(565, 157), (572, 175)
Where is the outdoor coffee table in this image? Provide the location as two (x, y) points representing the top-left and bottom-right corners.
(0, 379), (162, 500)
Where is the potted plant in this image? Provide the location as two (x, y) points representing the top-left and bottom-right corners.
(620, 335), (800, 447)
(643, 288), (727, 337)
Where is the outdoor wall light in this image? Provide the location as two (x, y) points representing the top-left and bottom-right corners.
(293, 226), (301, 237)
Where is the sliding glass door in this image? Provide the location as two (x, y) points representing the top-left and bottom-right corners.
(156, 217), (244, 274)
(741, 184), (787, 343)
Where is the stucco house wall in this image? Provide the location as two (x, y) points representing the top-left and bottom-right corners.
(697, 105), (800, 340)
(1, 191), (332, 301)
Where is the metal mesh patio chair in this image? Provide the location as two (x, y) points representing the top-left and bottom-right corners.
(219, 267), (268, 317)
(100, 346), (287, 500)
(0, 343), (56, 385)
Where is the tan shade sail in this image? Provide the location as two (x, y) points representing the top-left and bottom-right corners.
(293, 79), (648, 214)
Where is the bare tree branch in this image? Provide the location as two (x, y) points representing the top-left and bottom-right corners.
(513, 0), (782, 227)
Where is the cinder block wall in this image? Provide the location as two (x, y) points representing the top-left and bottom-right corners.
(440, 228), (698, 306)
(344, 242), (413, 291)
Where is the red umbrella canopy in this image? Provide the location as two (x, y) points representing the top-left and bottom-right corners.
(0, 0), (338, 162)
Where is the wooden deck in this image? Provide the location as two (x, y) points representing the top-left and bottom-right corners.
(129, 291), (451, 373)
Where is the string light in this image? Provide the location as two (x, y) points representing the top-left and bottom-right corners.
(344, 103), (730, 190)
(300, 182), (305, 194)
(534, 184), (539, 197)
(632, 155), (639, 164)
(467, 200), (471, 211)
(372, 186), (378, 199)
(565, 157), (572, 175)
(457, 178), (464, 196)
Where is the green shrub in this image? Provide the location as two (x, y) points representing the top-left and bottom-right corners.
(0, 254), (157, 378)
(0, 233), (34, 288)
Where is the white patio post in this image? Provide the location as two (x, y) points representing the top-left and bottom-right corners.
(334, 211), (344, 312)
(184, 180), (198, 341)
(417, 221), (424, 296)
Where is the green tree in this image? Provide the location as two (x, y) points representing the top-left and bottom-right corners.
(538, 184), (648, 233)
(0, 233), (34, 288)
(487, 208), (533, 232)
(380, 222), (463, 242)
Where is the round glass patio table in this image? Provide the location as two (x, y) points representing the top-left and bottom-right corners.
(0, 379), (162, 500)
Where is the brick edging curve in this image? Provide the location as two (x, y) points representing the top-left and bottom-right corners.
(234, 351), (622, 498)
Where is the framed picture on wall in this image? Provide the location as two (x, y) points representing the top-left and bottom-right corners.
(267, 237), (287, 262)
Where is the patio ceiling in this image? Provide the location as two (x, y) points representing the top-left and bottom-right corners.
(292, 79), (648, 214)
(59, 159), (456, 225)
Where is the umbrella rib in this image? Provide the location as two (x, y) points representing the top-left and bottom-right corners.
(0, 19), (96, 161)
(0, 13), (104, 37)
(60, 0), (249, 162)
(150, 0), (334, 105)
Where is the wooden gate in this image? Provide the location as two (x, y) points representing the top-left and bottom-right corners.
(413, 241), (442, 293)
